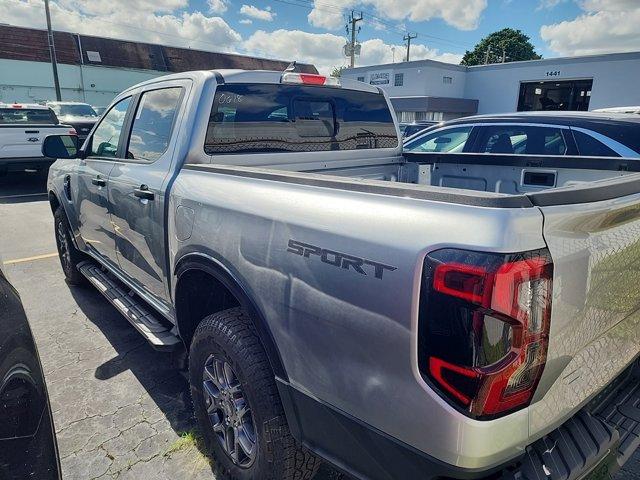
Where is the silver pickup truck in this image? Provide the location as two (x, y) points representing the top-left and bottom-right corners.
(45, 69), (640, 480)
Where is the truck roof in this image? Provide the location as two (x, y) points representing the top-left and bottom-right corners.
(119, 69), (382, 96)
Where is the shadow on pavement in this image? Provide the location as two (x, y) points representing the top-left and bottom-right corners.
(67, 282), (216, 476)
(0, 170), (49, 204)
(67, 281), (343, 480)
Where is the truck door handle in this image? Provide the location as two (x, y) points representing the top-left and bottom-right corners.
(134, 185), (154, 201)
(91, 176), (106, 187)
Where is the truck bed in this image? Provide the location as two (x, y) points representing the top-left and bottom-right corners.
(177, 151), (640, 470)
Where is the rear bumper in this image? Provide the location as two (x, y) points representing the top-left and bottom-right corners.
(0, 156), (56, 171)
(278, 359), (640, 480)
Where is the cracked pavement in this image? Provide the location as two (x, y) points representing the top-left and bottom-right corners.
(0, 172), (637, 479)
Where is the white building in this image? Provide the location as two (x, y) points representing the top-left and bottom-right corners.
(343, 51), (640, 122)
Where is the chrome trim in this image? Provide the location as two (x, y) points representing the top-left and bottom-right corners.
(570, 126), (640, 159)
(404, 122), (573, 146)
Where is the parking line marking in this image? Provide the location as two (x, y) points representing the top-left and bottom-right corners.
(0, 192), (47, 200)
(3, 252), (58, 265)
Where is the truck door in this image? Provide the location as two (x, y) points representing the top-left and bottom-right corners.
(75, 97), (132, 262)
(108, 86), (185, 301)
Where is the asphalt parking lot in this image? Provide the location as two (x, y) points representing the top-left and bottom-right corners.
(0, 170), (638, 480)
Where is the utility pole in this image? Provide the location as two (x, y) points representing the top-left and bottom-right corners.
(347, 11), (363, 68)
(484, 45), (492, 65)
(403, 33), (417, 62)
(501, 44), (506, 63)
(44, 0), (62, 101)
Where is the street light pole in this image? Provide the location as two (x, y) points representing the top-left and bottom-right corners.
(44, 0), (62, 101)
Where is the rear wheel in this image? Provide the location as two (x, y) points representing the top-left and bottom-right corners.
(54, 207), (87, 286)
(189, 307), (320, 480)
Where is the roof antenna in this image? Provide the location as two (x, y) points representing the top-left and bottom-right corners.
(285, 61), (299, 72)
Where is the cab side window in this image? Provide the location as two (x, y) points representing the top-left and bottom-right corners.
(573, 130), (619, 157)
(126, 88), (182, 163)
(475, 125), (567, 155)
(404, 126), (473, 153)
(89, 97), (131, 158)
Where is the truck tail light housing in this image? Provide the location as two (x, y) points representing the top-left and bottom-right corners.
(281, 72), (341, 87)
(419, 248), (553, 419)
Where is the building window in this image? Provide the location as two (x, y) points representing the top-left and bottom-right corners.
(518, 79), (593, 112)
(443, 76), (453, 84)
(394, 73), (404, 86)
(357, 76), (365, 82)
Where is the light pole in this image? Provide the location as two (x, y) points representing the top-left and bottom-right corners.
(44, 0), (62, 101)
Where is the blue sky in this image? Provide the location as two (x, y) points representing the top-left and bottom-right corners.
(223, 0), (583, 58)
(4, 0), (640, 73)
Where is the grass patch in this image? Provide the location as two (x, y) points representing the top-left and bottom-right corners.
(164, 430), (211, 466)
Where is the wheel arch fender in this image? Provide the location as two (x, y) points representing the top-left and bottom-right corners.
(173, 251), (288, 382)
(49, 188), (85, 251)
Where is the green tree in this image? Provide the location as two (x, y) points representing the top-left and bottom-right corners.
(330, 65), (346, 77)
(461, 28), (541, 66)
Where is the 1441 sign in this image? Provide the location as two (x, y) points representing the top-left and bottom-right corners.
(546, 70), (561, 77)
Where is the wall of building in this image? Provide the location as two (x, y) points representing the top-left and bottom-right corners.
(343, 60), (466, 98)
(344, 52), (640, 117)
(464, 52), (640, 114)
(0, 58), (163, 106)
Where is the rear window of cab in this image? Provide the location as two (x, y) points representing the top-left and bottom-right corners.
(204, 84), (398, 154)
(0, 108), (58, 124)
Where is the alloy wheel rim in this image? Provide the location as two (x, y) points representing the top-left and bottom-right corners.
(57, 220), (71, 271)
(202, 354), (257, 468)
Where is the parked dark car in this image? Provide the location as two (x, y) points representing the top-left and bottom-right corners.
(0, 266), (61, 480)
(399, 120), (438, 138)
(404, 111), (640, 158)
(46, 102), (98, 141)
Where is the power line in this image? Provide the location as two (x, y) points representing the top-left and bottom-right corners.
(270, 0), (474, 49)
(8, 1), (239, 53)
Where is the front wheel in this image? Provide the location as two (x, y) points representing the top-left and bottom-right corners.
(54, 207), (87, 286)
(189, 307), (320, 480)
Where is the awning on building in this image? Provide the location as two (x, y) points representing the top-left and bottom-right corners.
(390, 96), (479, 114)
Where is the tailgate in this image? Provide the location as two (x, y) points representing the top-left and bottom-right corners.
(529, 188), (640, 436)
(0, 126), (66, 159)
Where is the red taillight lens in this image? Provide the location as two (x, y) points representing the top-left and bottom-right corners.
(281, 72), (341, 87)
(420, 249), (553, 419)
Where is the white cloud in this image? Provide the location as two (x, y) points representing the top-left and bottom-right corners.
(308, 0), (487, 31)
(2, 0), (241, 52)
(536, 0), (565, 9)
(239, 4), (275, 21)
(540, 0), (640, 56)
(207, 0), (228, 14)
(239, 19), (253, 24)
(243, 29), (462, 74)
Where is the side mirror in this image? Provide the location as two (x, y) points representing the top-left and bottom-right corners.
(42, 135), (79, 159)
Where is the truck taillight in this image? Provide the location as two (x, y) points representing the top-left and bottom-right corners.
(419, 248), (553, 418)
(281, 72), (341, 87)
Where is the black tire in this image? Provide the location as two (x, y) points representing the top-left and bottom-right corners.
(53, 206), (87, 286)
(189, 307), (320, 480)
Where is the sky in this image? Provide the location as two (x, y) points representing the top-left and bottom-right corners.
(2, 0), (640, 74)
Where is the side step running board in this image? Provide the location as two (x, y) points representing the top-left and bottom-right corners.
(78, 261), (181, 351)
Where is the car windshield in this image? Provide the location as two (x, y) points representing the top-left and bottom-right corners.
(53, 104), (97, 117)
(0, 108), (57, 124)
